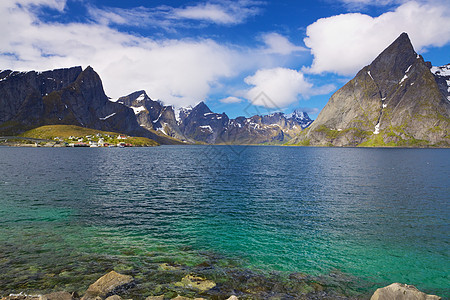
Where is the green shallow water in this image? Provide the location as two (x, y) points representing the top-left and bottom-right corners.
(0, 146), (448, 299)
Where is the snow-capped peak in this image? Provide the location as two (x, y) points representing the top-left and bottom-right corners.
(287, 109), (309, 121)
(174, 105), (193, 122)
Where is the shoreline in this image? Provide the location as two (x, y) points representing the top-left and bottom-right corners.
(1, 270), (443, 300)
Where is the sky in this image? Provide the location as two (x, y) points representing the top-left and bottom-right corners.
(1, 0), (449, 119)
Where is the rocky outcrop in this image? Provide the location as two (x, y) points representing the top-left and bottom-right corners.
(290, 33), (450, 147)
(80, 271), (134, 300)
(371, 283), (441, 300)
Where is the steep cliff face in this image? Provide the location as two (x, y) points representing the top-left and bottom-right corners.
(0, 66), (149, 138)
(0, 67), (82, 133)
(0, 66), (185, 144)
(291, 33), (449, 147)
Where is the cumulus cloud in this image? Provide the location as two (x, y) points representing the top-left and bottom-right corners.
(261, 33), (307, 55)
(244, 68), (313, 108)
(220, 96), (243, 104)
(304, 0), (450, 75)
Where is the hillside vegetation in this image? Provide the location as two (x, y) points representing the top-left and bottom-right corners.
(20, 125), (159, 146)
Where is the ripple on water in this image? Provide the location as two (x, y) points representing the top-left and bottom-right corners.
(0, 146), (448, 298)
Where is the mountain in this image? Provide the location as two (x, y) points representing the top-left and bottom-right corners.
(0, 66), (180, 144)
(217, 110), (311, 144)
(117, 91), (313, 144)
(290, 33), (450, 147)
(115, 91), (189, 142)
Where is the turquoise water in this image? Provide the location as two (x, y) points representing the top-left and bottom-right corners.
(0, 146), (449, 299)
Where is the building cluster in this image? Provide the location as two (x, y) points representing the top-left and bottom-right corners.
(53, 133), (133, 147)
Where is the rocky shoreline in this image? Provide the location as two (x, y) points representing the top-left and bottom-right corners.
(1, 271), (442, 300)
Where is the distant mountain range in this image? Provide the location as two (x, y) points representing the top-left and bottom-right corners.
(1, 32), (448, 147)
(0, 66), (312, 145)
(114, 91), (312, 144)
(290, 33), (449, 147)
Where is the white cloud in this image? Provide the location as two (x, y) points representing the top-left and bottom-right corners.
(18, 0), (66, 11)
(0, 0), (243, 108)
(261, 33), (306, 55)
(172, 0), (263, 25)
(87, 0), (263, 28)
(244, 68), (313, 108)
(304, 0), (450, 75)
(220, 96), (243, 103)
(0, 0), (318, 110)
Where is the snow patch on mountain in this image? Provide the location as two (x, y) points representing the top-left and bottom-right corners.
(99, 112), (116, 120)
(132, 106), (146, 115)
(431, 65), (450, 76)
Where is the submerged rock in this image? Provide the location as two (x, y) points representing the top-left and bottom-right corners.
(104, 296), (122, 300)
(226, 296), (238, 300)
(81, 271), (134, 300)
(41, 292), (74, 300)
(158, 263), (181, 271)
(174, 275), (216, 292)
(371, 283), (441, 300)
(145, 296), (164, 300)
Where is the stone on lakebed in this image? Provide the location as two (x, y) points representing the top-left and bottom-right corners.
(174, 275), (216, 292)
(81, 271), (134, 300)
(371, 283), (441, 300)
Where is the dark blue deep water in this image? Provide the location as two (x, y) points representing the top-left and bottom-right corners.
(0, 146), (449, 298)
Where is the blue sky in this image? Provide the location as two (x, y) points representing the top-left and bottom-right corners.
(1, 0), (449, 119)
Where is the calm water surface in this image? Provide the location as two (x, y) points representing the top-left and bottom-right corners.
(0, 146), (448, 298)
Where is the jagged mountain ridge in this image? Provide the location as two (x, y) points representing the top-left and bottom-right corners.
(114, 91), (188, 142)
(0, 66), (182, 144)
(290, 32), (449, 147)
(117, 90), (313, 144)
(0, 65), (312, 145)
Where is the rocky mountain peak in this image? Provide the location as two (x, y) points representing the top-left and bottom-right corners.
(368, 32), (419, 98)
(290, 32), (450, 147)
(192, 101), (212, 115)
(288, 109), (311, 121)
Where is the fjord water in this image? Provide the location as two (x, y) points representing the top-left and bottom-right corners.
(0, 146), (448, 298)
